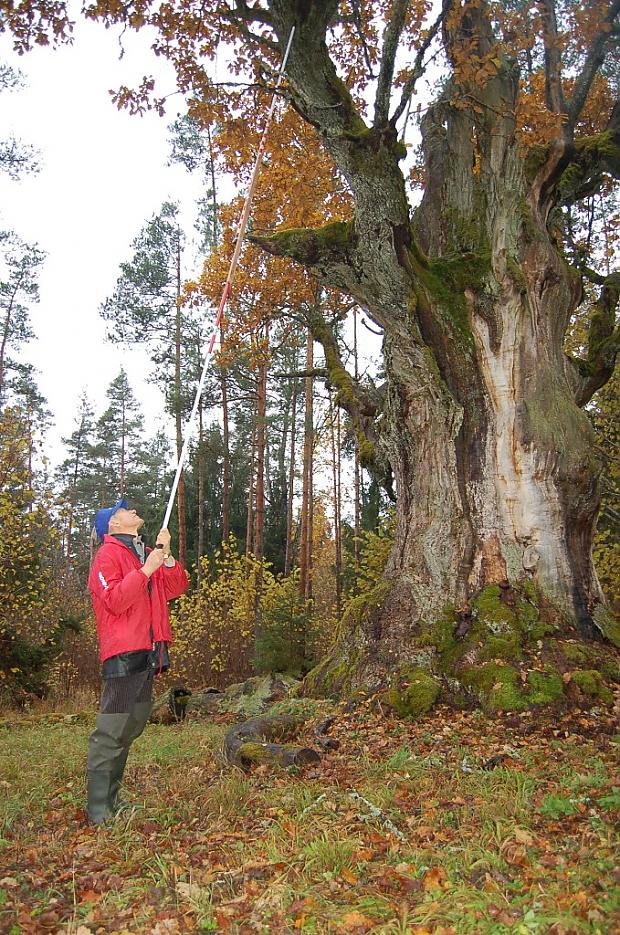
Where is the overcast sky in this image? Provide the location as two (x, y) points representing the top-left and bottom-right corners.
(0, 16), (203, 462)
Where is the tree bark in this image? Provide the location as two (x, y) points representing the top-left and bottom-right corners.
(299, 326), (314, 605)
(284, 371), (298, 576)
(197, 401), (205, 585)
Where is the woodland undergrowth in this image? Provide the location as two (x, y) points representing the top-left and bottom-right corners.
(0, 699), (618, 934)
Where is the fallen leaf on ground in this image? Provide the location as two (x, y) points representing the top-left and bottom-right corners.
(337, 909), (375, 932)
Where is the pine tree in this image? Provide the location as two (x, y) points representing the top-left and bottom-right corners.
(0, 234), (45, 404)
(101, 202), (190, 563)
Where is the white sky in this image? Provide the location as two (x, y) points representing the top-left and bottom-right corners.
(0, 14), (386, 502)
(0, 17), (202, 462)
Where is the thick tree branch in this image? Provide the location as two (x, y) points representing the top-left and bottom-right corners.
(566, 0), (620, 128)
(374, 0), (409, 127)
(249, 220), (356, 272)
(232, 0), (272, 28)
(306, 304), (394, 500)
(574, 271), (620, 406)
(557, 100), (620, 207)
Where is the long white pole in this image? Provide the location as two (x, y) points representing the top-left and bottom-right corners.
(161, 25), (296, 532)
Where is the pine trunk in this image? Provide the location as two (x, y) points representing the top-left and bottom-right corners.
(197, 402), (205, 584)
(253, 355), (267, 567)
(284, 374), (298, 576)
(220, 322), (231, 543)
(245, 423), (256, 558)
(329, 389), (342, 619)
(299, 327), (314, 603)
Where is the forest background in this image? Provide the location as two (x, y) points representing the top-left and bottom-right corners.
(0, 26), (390, 707)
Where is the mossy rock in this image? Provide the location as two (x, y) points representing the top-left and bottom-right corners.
(599, 659), (620, 683)
(552, 640), (593, 667)
(569, 669), (614, 706)
(381, 667), (441, 719)
(472, 586), (519, 629)
(188, 673), (299, 718)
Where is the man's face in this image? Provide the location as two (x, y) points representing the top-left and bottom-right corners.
(109, 507), (144, 536)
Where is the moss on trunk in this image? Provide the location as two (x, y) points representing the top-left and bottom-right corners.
(303, 581), (619, 717)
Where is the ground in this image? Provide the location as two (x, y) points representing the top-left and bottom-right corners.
(0, 698), (619, 934)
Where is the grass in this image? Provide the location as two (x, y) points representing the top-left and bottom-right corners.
(0, 701), (618, 934)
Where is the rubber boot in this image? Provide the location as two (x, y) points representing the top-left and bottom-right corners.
(87, 712), (135, 824)
(109, 702), (153, 813)
(87, 770), (115, 825)
(109, 748), (130, 812)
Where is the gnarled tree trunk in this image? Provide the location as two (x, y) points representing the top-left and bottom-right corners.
(249, 0), (619, 695)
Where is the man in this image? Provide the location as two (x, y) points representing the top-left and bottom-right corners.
(87, 497), (189, 825)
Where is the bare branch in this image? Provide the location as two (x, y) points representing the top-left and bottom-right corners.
(374, 0), (409, 126)
(349, 0), (376, 79)
(308, 304), (394, 499)
(390, 6), (448, 127)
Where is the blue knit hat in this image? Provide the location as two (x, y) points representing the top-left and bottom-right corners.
(94, 498), (128, 542)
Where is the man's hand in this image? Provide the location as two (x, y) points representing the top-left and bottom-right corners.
(155, 528), (171, 558)
(142, 548), (165, 578)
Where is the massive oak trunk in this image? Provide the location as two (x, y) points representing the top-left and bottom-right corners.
(376, 88), (602, 654)
(250, 1), (620, 697)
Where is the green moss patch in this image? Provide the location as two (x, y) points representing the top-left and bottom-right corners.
(478, 633), (523, 663)
(527, 670), (565, 705)
(460, 663), (529, 713)
(593, 607), (620, 650)
(381, 667), (441, 719)
(570, 670), (614, 706)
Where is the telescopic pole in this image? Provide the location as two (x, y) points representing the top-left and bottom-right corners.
(160, 25), (295, 534)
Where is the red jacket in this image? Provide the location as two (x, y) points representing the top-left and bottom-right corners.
(88, 534), (189, 662)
